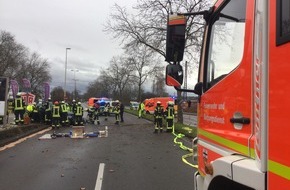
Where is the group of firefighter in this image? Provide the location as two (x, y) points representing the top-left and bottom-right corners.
(11, 93), (84, 128)
(87, 100), (124, 125)
(138, 101), (175, 133)
(153, 101), (175, 133)
(12, 93), (173, 132)
(12, 93), (124, 128)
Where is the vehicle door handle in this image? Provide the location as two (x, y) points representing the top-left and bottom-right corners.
(230, 117), (250, 124)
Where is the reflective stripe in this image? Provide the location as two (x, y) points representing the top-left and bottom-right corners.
(14, 98), (24, 110)
(52, 106), (60, 117)
(269, 160), (290, 180)
(167, 107), (174, 119)
(61, 104), (67, 112)
(154, 107), (163, 118)
(198, 129), (255, 157)
(76, 106), (83, 116)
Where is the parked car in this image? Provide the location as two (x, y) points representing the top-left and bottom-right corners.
(130, 101), (140, 110)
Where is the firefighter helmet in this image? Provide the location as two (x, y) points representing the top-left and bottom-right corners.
(78, 102), (81, 105)
(157, 101), (161, 105)
(168, 101), (174, 106)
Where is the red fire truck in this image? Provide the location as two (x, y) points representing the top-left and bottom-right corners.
(165, 0), (290, 189)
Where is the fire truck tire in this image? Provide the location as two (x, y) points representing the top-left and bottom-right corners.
(208, 176), (254, 190)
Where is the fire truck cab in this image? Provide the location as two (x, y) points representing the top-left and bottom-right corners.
(165, 0), (290, 189)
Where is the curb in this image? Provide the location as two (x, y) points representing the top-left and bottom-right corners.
(0, 124), (49, 147)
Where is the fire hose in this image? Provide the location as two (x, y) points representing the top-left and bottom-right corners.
(172, 126), (198, 169)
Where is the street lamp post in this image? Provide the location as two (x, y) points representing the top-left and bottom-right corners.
(64, 47), (71, 100)
(71, 69), (79, 100)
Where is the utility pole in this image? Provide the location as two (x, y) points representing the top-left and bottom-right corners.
(183, 61), (188, 99)
(64, 47), (71, 101)
(71, 69), (79, 100)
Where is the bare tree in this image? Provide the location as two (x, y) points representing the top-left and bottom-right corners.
(0, 30), (27, 78)
(104, 0), (210, 63)
(127, 45), (163, 101)
(51, 86), (65, 102)
(101, 56), (135, 100)
(152, 71), (168, 97)
(84, 77), (113, 99)
(104, 1), (210, 122)
(0, 31), (52, 99)
(24, 52), (51, 98)
(85, 56), (134, 99)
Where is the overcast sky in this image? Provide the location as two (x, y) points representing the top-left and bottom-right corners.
(0, 0), (138, 94)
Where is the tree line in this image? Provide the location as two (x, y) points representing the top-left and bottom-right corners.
(85, 0), (208, 104)
(1, 0), (208, 105)
(0, 30), (51, 99)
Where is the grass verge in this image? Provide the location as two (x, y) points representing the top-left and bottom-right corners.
(125, 109), (196, 138)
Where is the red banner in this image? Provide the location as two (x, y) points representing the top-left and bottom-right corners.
(20, 93), (35, 105)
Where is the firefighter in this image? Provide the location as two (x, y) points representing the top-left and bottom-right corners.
(52, 101), (61, 129)
(60, 101), (69, 126)
(74, 102), (83, 125)
(93, 100), (101, 125)
(164, 101), (174, 132)
(31, 102), (40, 123)
(113, 100), (120, 125)
(12, 93), (26, 125)
(44, 98), (53, 125)
(71, 99), (77, 111)
(70, 99), (77, 123)
(87, 106), (95, 123)
(154, 101), (164, 133)
(37, 100), (45, 123)
(103, 102), (110, 121)
(74, 102), (84, 125)
(138, 102), (145, 118)
(26, 103), (34, 119)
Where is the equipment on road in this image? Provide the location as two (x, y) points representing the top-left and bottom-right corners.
(71, 126), (85, 138)
(38, 126), (109, 140)
(165, 0), (290, 189)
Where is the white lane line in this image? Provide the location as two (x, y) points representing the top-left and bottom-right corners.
(95, 163), (105, 190)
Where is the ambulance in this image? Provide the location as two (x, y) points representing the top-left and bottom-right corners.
(165, 0), (290, 189)
(143, 97), (176, 114)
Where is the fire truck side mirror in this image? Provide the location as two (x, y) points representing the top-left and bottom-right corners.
(166, 64), (202, 96)
(165, 14), (186, 62)
(194, 82), (203, 96)
(166, 64), (183, 87)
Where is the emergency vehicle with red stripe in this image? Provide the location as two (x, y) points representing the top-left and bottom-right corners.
(165, 0), (290, 189)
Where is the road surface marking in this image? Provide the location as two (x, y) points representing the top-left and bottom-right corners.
(95, 163), (105, 190)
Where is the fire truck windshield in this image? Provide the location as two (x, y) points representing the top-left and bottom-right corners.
(206, 0), (246, 88)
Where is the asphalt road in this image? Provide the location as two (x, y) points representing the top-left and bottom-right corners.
(0, 112), (196, 190)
